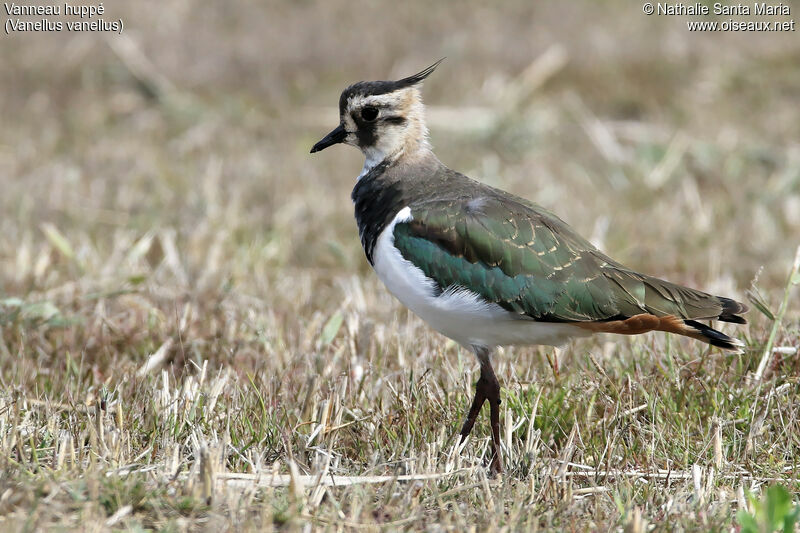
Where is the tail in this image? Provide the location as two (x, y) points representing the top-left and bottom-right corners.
(576, 293), (749, 351)
(682, 296), (748, 351)
(682, 320), (745, 351)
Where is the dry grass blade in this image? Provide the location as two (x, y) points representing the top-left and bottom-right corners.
(219, 470), (473, 488)
(754, 245), (800, 382)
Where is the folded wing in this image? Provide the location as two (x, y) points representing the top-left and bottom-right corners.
(392, 192), (747, 347)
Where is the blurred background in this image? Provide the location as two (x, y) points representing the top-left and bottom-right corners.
(1, 1), (799, 528)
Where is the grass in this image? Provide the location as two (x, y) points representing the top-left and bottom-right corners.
(1, 1), (799, 530)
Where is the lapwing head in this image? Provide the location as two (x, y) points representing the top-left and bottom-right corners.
(310, 60), (443, 164)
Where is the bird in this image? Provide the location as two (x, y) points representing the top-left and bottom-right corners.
(310, 60), (748, 474)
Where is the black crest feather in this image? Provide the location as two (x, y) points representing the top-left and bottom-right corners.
(339, 59), (445, 113)
(392, 58), (445, 90)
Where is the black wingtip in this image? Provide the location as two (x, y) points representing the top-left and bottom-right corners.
(718, 296), (749, 324)
(685, 319), (745, 351)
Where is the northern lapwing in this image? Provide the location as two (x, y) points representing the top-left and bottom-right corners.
(310, 61), (748, 474)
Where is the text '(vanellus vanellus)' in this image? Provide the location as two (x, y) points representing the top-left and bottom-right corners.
(310, 61), (748, 475)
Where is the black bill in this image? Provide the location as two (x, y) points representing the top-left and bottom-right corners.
(310, 124), (347, 153)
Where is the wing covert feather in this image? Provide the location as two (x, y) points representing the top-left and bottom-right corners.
(392, 194), (730, 323)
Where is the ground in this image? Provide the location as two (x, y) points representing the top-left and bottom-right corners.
(1, 1), (799, 531)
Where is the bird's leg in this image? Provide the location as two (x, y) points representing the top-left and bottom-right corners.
(459, 347), (503, 475)
(483, 360), (503, 475)
(458, 379), (487, 442)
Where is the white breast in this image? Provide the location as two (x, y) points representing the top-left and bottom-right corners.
(371, 207), (590, 350)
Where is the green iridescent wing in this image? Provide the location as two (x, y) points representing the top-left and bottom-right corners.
(393, 193), (737, 323)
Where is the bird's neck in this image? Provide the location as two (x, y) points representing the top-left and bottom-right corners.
(359, 140), (430, 179)
(358, 148), (390, 180)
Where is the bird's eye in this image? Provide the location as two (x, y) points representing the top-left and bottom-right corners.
(361, 106), (379, 122)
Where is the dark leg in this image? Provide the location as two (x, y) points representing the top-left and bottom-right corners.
(458, 378), (487, 442)
(458, 347), (503, 475)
